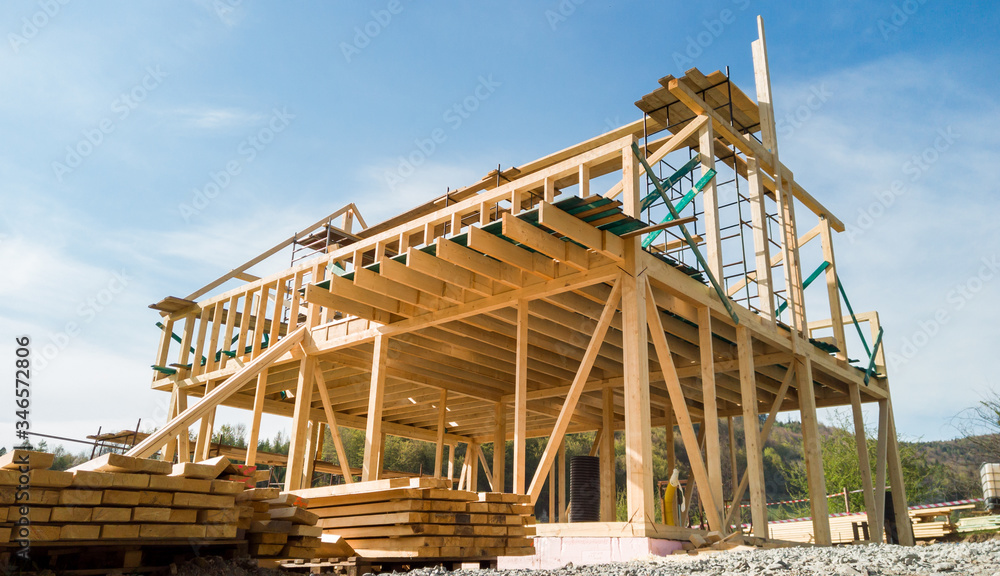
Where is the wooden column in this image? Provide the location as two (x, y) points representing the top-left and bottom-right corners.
(195, 381), (215, 460)
(514, 300), (529, 494)
(302, 420), (319, 489)
(819, 216), (847, 360)
(548, 463), (556, 522)
(622, 140), (655, 524)
(245, 372), (268, 466)
(176, 389), (191, 462)
(494, 402), (507, 492)
(558, 441), (567, 522)
(468, 440), (479, 492)
(885, 387), (915, 545)
(699, 308), (723, 520)
(285, 355), (317, 491)
(699, 116), (723, 280)
(448, 444), (455, 483)
(746, 156), (774, 320)
(362, 334), (388, 482)
(849, 382), (879, 542)
(578, 163), (590, 198)
(874, 398), (889, 538)
(666, 412), (675, 474)
(600, 387), (616, 521)
(434, 390), (448, 478)
(737, 325), (768, 538)
(796, 357), (831, 545)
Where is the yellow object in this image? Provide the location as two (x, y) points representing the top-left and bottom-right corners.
(663, 468), (680, 526)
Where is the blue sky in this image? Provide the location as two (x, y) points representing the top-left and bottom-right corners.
(1, 0), (998, 452)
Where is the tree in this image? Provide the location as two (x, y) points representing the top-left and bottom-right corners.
(953, 387), (1000, 455)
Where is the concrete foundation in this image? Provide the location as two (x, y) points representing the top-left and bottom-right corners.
(497, 537), (685, 569)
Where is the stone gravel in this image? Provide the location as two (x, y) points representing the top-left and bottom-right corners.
(402, 540), (1000, 576)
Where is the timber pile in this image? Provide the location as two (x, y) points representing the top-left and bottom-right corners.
(0, 450), (323, 564)
(297, 477), (536, 559)
(0, 450), (242, 544)
(767, 502), (977, 543)
(243, 488), (323, 559)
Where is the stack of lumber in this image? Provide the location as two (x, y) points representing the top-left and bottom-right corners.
(0, 450), (242, 544)
(956, 514), (1000, 533)
(297, 477), (535, 559)
(242, 488), (323, 559)
(767, 502), (978, 543)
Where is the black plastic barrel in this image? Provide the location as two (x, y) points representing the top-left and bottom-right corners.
(569, 455), (601, 522)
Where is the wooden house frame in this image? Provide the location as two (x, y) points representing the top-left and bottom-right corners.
(128, 20), (913, 546)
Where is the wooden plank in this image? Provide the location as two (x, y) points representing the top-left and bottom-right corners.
(537, 201), (623, 262)
(70, 453), (171, 475)
(0, 450), (54, 471)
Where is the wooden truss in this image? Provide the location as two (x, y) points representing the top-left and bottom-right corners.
(130, 19), (913, 545)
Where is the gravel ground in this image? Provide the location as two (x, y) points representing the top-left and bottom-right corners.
(401, 541), (1000, 576)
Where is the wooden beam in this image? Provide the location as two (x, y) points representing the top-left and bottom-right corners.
(527, 277), (622, 504)
(314, 367), (354, 482)
(245, 372), (268, 465)
(746, 156), (774, 320)
(434, 390), (448, 479)
(129, 326), (307, 458)
(849, 382), (879, 542)
(885, 388), (915, 545)
(820, 217), (847, 360)
(618, 216), (697, 239)
(796, 357), (831, 545)
(600, 387), (616, 521)
(645, 278), (722, 532)
(514, 299), (529, 495)
(699, 307), (723, 524)
(493, 401), (507, 492)
(737, 325), (768, 538)
(285, 355), (317, 491)
(362, 334), (388, 482)
(699, 116), (723, 280)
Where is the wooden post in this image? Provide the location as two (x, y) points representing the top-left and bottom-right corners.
(302, 420), (319, 489)
(737, 325), (768, 538)
(600, 387), (616, 521)
(796, 357), (831, 545)
(514, 300), (529, 494)
(494, 402), (507, 492)
(874, 398), (889, 539)
(245, 372), (268, 465)
(578, 163), (590, 198)
(362, 335), (388, 482)
(746, 156), (774, 320)
(548, 462), (556, 522)
(435, 390), (448, 479)
(558, 440), (567, 522)
(699, 307), (723, 521)
(176, 390), (190, 462)
(885, 388), (915, 545)
(195, 381), (215, 460)
(699, 116), (723, 280)
(666, 412), (675, 474)
(621, 139), (655, 524)
(849, 382), (879, 542)
(468, 440), (479, 492)
(820, 216), (847, 360)
(728, 415), (739, 525)
(285, 355), (317, 491)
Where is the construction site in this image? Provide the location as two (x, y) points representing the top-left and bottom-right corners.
(5, 14), (991, 576)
